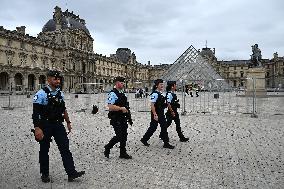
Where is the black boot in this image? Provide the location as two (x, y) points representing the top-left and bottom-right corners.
(41, 174), (51, 183)
(180, 137), (189, 142)
(140, 138), (150, 146)
(163, 143), (175, 149)
(68, 171), (85, 182)
(104, 145), (111, 158)
(119, 148), (132, 159)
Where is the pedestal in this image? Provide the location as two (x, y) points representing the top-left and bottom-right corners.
(246, 67), (266, 96)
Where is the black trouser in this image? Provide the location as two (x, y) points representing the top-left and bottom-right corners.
(106, 119), (128, 152)
(165, 111), (185, 139)
(39, 122), (75, 176)
(142, 112), (169, 144)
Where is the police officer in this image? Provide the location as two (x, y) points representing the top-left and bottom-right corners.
(32, 70), (85, 182)
(141, 79), (175, 149)
(104, 76), (132, 159)
(164, 81), (189, 142)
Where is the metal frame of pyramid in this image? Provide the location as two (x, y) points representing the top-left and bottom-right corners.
(162, 45), (230, 90)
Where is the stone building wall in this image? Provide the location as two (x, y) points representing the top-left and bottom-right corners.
(202, 47), (284, 89)
(0, 7), (168, 94)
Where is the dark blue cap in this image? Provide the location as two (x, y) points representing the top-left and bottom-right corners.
(114, 76), (125, 83)
(47, 70), (61, 78)
(154, 79), (163, 85)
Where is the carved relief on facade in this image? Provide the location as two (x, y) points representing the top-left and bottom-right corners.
(41, 56), (48, 69)
(61, 59), (66, 71)
(30, 54), (38, 68)
(18, 52), (28, 67)
(50, 58), (56, 69)
(5, 50), (15, 65)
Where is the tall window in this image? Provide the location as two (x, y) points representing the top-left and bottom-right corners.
(20, 42), (25, 49)
(73, 62), (75, 71)
(7, 39), (12, 46)
(32, 45), (36, 52)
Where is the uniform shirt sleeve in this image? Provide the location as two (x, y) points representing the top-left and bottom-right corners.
(60, 91), (64, 101)
(167, 92), (173, 103)
(33, 89), (48, 105)
(32, 89), (47, 126)
(107, 92), (118, 104)
(150, 92), (158, 103)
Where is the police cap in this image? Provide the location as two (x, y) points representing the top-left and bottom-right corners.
(167, 80), (176, 86)
(114, 76), (125, 83)
(154, 79), (163, 86)
(47, 70), (61, 78)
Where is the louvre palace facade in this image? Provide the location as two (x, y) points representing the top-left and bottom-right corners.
(199, 47), (284, 89)
(0, 6), (169, 93)
(1, 6), (283, 94)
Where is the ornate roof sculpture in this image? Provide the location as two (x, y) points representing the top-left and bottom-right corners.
(42, 6), (90, 35)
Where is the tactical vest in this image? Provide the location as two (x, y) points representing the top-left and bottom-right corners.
(152, 91), (167, 114)
(166, 91), (180, 112)
(42, 87), (65, 122)
(108, 88), (128, 120)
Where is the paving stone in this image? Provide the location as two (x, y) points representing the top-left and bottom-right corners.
(0, 94), (283, 188)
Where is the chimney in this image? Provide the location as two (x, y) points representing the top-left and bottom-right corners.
(148, 61), (150, 65)
(16, 26), (26, 35)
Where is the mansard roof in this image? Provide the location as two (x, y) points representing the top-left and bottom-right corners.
(42, 17), (90, 35)
(42, 8), (90, 35)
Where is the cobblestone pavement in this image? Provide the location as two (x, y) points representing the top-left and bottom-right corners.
(0, 95), (283, 189)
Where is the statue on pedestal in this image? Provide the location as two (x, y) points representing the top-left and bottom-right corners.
(250, 44), (262, 68)
(273, 52), (279, 61)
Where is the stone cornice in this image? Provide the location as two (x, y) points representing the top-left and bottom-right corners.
(0, 26), (62, 50)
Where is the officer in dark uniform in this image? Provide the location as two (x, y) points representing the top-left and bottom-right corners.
(32, 70), (85, 183)
(141, 79), (175, 149)
(163, 81), (189, 142)
(104, 76), (132, 159)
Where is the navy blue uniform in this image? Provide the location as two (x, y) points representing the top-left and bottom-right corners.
(165, 91), (187, 139)
(141, 91), (170, 144)
(32, 86), (76, 176)
(105, 88), (131, 158)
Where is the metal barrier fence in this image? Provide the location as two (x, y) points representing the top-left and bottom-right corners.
(179, 78), (284, 117)
(0, 79), (283, 118)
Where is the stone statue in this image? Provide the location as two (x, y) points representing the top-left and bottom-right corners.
(273, 52), (278, 60)
(53, 6), (63, 25)
(250, 44), (262, 67)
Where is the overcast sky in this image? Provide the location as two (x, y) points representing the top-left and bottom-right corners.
(0, 0), (283, 64)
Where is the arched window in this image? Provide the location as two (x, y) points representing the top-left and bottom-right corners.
(0, 72), (9, 90)
(14, 73), (23, 91)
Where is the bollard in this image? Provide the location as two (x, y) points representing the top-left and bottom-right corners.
(214, 93), (219, 99)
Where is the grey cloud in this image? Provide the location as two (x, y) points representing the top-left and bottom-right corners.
(0, 0), (283, 64)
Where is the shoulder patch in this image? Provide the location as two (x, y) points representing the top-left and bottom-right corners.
(33, 95), (38, 101)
